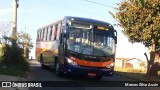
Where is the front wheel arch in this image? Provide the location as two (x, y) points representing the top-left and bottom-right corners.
(54, 56), (63, 76)
(52, 56), (58, 71)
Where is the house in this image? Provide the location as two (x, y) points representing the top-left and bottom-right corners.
(115, 58), (132, 68)
(115, 58), (147, 70)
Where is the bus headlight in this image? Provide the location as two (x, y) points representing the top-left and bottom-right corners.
(67, 58), (78, 66)
(106, 63), (114, 68)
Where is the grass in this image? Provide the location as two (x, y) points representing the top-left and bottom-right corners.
(0, 58), (29, 77)
(0, 37), (31, 78)
(114, 66), (146, 73)
(114, 71), (147, 81)
(114, 66), (160, 81)
(0, 66), (28, 77)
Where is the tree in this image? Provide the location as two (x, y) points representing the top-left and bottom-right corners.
(0, 22), (12, 63)
(0, 22), (30, 74)
(110, 0), (160, 77)
(17, 31), (33, 59)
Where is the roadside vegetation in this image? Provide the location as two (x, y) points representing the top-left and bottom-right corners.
(114, 66), (146, 73)
(110, 0), (160, 78)
(0, 22), (33, 77)
(114, 66), (160, 81)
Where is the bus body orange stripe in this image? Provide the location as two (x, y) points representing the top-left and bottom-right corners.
(69, 56), (113, 67)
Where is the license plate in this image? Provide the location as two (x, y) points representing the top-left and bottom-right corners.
(88, 73), (96, 76)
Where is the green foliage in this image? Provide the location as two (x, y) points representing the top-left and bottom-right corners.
(17, 31), (33, 59)
(0, 37), (28, 66)
(0, 45), (4, 57)
(0, 22), (32, 77)
(0, 36), (29, 77)
(0, 67), (28, 77)
(112, 0), (160, 49)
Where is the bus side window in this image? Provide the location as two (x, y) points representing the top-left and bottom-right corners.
(36, 30), (39, 41)
(51, 25), (54, 41)
(43, 28), (47, 41)
(38, 30), (41, 41)
(54, 24), (58, 40)
(59, 23), (63, 44)
(47, 27), (51, 41)
(41, 29), (45, 41)
(39, 30), (41, 41)
(45, 27), (48, 41)
(56, 23), (61, 40)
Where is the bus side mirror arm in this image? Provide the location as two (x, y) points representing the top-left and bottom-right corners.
(115, 36), (117, 44)
(114, 30), (117, 44)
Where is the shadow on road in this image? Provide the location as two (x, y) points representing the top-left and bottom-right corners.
(28, 60), (160, 90)
(42, 65), (104, 81)
(28, 60), (135, 81)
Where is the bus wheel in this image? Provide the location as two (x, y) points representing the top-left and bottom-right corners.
(40, 61), (45, 69)
(40, 54), (45, 69)
(55, 63), (62, 76)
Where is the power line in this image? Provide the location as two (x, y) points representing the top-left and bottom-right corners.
(84, 0), (114, 8)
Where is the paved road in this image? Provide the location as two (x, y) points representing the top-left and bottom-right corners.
(28, 60), (160, 90)
(28, 60), (133, 81)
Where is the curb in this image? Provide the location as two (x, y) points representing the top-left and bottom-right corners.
(0, 60), (39, 90)
(0, 74), (29, 90)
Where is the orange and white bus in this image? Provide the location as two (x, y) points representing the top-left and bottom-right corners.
(36, 16), (117, 79)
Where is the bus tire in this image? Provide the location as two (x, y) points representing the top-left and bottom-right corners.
(40, 54), (45, 69)
(52, 57), (56, 72)
(55, 62), (63, 76)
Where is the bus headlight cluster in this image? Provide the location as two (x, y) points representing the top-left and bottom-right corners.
(105, 63), (114, 68)
(67, 58), (78, 66)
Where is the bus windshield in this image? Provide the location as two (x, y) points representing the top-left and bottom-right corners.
(66, 23), (115, 57)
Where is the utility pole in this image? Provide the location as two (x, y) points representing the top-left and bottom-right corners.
(12, 0), (19, 40)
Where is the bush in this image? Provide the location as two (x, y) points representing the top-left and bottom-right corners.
(0, 38), (29, 77)
(4, 44), (28, 66)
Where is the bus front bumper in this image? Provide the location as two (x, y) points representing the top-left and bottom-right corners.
(65, 63), (114, 77)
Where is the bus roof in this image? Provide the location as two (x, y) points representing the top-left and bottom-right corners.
(64, 16), (113, 27)
(37, 16), (114, 30)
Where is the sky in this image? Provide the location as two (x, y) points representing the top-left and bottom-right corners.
(0, 0), (149, 60)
